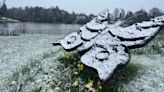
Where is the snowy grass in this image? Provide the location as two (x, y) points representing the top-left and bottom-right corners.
(0, 35), (164, 92)
(0, 34), (64, 91)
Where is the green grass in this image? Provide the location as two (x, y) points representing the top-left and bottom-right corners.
(132, 36), (164, 55)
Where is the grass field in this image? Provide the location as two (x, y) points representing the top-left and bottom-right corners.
(0, 35), (164, 92)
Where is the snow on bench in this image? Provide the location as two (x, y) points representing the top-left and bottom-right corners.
(53, 9), (164, 82)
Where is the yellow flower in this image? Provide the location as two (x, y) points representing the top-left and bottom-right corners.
(88, 80), (94, 84)
(74, 71), (78, 75)
(64, 52), (71, 59)
(89, 88), (96, 92)
(85, 84), (90, 89)
(77, 63), (84, 71)
(92, 88), (96, 92)
(73, 81), (79, 87)
(85, 80), (93, 89)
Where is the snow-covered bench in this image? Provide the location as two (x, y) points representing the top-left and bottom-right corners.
(53, 9), (164, 82)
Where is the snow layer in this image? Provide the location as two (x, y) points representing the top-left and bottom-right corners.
(109, 26), (160, 39)
(53, 9), (164, 81)
(60, 32), (83, 50)
(81, 45), (130, 81)
(0, 35), (164, 92)
(80, 26), (98, 40)
(0, 35), (63, 91)
(86, 19), (106, 31)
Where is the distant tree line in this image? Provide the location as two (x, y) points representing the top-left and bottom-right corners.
(0, 5), (164, 25)
(6, 6), (95, 24)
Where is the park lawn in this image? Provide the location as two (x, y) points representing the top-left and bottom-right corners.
(0, 34), (164, 92)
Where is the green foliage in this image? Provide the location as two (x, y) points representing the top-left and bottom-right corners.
(58, 52), (141, 92)
(132, 36), (164, 55)
(58, 35), (164, 91)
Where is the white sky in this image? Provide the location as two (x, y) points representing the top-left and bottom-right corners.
(6, 0), (164, 14)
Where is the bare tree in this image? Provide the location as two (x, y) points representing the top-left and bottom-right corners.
(124, 11), (134, 20)
(113, 8), (119, 21)
(119, 8), (125, 20)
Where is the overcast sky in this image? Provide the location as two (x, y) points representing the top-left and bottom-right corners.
(6, 0), (164, 14)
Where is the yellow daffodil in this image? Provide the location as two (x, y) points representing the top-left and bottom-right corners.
(73, 81), (79, 87)
(89, 88), (96, 92)
(64, 52), (71, 59)
(74, 71), (78, 75)
(89, 80), (94, 84)
(85, 80), (93, 89)
(77, 63), (84, 71)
